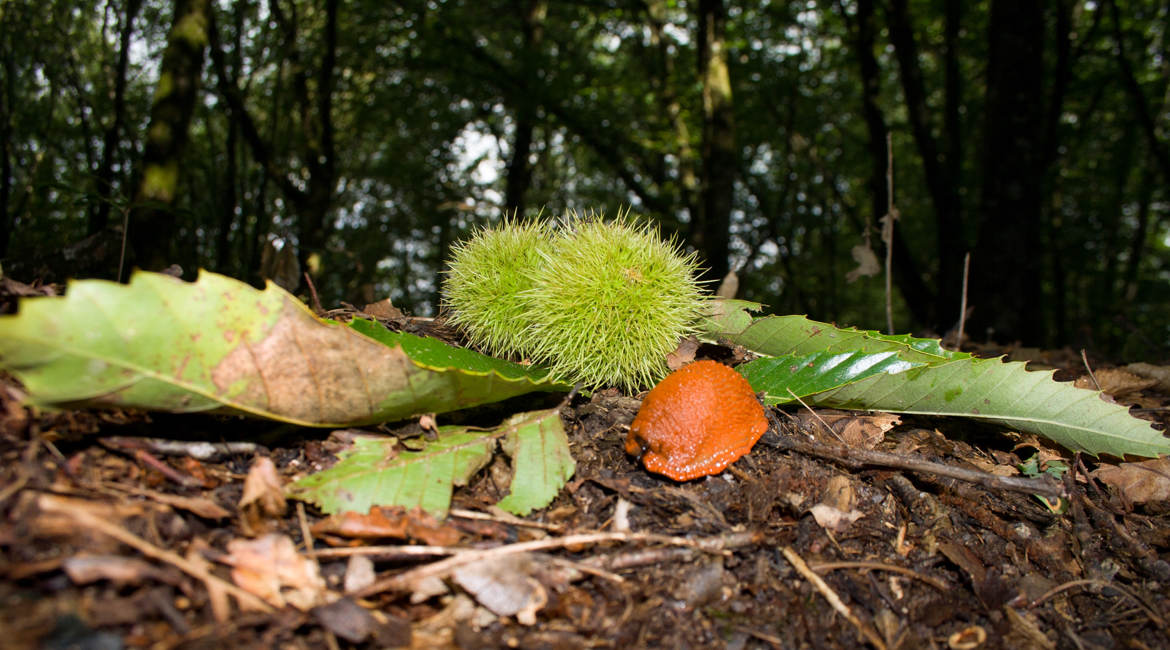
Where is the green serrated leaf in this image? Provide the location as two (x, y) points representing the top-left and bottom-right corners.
(738, 350), (925, 402)
(700, 301), (967, 364)
(706, 300), (1168, 459)
(804, 357), (1170, 459)
(495, 409), (575, 516)
(286, 430), (495, 517)
(0, 270), (565, 427)
(347, 318), (561, 384)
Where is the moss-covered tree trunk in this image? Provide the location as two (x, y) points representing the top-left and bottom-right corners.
(127, 0), (209, 273)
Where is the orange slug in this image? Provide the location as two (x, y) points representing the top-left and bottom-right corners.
(625, 360), (769, 481)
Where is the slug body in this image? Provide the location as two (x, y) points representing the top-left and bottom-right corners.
(625, 360), (769, 481)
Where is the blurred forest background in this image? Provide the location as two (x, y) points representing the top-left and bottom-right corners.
(1, 0), (1168, 358)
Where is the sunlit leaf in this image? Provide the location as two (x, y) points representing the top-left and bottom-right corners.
(0, 270), (566, 427)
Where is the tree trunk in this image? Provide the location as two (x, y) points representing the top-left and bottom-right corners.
(90, 0), (144, 236)
(0, 40), (14, 258)
(969, 0), (1047, 343)
(128, 0), (210, 272)
(694, 0), (735, 283)
(844, 0), (934, 327)
(887, 0), (965, 327)
(503, 0), (546, 215)
(208, 0), (339, 283)
(646, 0), (698, 229)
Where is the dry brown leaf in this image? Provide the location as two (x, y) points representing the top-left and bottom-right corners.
(666, 336), (700, 370)
(1073, 368), (1156, 398)
(222, 533), (327, 611)
(1092, 457), (1170, 505)
(965, 456), (1020, 477)
(239, 456), (286, 536)
(795, 411), (900, 449)
(809, 475), (864, 533)
(311, 506), (461, 547)
(452, 553), (549, 625)
(1124, 362), (1170, 393)
(62, 554), (169, 586)
(362, 297), (405, 321)
(845, 243), (881, 282)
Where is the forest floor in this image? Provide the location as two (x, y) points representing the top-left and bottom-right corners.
(1, 302), (1168, 648)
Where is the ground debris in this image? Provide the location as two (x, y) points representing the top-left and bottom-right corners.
(2, 365), (1169, 649)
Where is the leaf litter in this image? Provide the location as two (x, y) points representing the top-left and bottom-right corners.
(1, 276), (1170, 647)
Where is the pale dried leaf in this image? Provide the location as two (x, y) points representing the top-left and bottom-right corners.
(716, 269), (739, 298)
(240, 456), (286, 518)
(452, 553), (549, 625)
(62, 555), (163, 586)
(223, 534), (327, 610)
(1093, 457), (1170, 504)
(343, 555), (376, 594)
(1073, 368), (1156, 398)
(1124, 362), (1170, 393)
(845, 243), (881, 282)
(810, 475), (864, 532)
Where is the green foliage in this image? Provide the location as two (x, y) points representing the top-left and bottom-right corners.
(702, 300), (1170, 459)
(5, 1), (1170, 354)
(286, 408), (573, 517)
(0, 270), (565, 427)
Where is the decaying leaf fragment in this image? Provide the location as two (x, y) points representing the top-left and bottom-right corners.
(221, 533), (327, 611)
(311, 506), (461, 546)
(1093, 457), (1170, 505)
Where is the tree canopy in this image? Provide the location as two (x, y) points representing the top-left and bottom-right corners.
(2, 0), (1169, 356)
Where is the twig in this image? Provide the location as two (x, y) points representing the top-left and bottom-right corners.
(307, 545), (457, 560)
(296, 501), (314, 553)
(955, 252), (970, 349)
(303, 272), (324, 314)
(36, 493), (273, 613)
(883, 132), (897, 335)
(1080, 349), (1101, 391)
(1030, 578), (1165, 630)
(349, 530), (759, 599)
(450, 507), (565, 533)
(761, 432), (1065, 498)
(808, 560), (949, 591)
(786, 388), (845, 444)
(118, 205), (129, 282)
(781, 545), (887, 649)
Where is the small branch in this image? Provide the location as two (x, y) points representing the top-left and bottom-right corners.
(37, 493), (273, 613)
(882, 133), (898, 335)
(781, 545), (887, 649)
(808, 560), (949, 591)
(762, 431), (1065, 498)
(349, 530), (759, 599)
(954, 252), (970, 349)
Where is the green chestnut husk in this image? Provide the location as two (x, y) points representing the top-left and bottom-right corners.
(440, 217), (551, 357)
(441, 214), (707, 392)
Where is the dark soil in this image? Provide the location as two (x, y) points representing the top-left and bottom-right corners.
(1, 351), (1168, 649)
